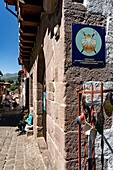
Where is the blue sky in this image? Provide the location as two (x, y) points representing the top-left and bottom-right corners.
(0, 0), (21, 75)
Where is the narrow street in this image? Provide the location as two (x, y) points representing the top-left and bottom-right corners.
(2, 0), (113, 169)
(0, 109), (46, 170)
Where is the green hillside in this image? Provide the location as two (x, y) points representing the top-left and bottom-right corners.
(1, 73), (18, 82)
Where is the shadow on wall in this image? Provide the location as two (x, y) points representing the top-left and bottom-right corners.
(0, 110), (21, 126)
(103, 135), (113, 154)
(47, 0), (63, 40)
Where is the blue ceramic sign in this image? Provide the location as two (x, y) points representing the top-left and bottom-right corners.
(72, 23), (106, 67)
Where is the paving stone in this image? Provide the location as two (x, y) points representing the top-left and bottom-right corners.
(7, 153), (15, 159)
(1, 150), (8, 155)
(5, 159), (15, 166)
(15, 154), (24, 160)
(15, 159), (24, 166)
(3, 165), (14, 170)
(14, 165), (25, 170)
(0, 110), (48, 170)
(0, 161), (5, 170)
(0, 155), (6, 161)
(27, 130), (33, 136)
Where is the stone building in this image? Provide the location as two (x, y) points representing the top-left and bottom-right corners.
(4, 0), (113, 169)
(0, 82), (5, 104)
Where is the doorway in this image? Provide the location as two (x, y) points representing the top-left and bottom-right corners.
(37, 50), (46, 141)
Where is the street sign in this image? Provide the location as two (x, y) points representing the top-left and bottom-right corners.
(72, 23), (106, 67)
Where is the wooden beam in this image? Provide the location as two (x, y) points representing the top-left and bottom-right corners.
(20, 38), (34, 43)
(19, 28), (37, 36)
(19, 43), (33, 49)
(20, 49), (31, 53)
(20, 51), (30, 55)
(20, 3), (42, 15)
(20, 53), (31, 56)
(20, 53), (30, 57)
(20, 44), (33, 49)
(20, 20), (39, 27)
(21, 57), (30, 60)
(20, 32), (36, 37)
(4, 0), (17, 5)
(19, 42), (33, 48)
(20, 53), (30, 58)
(21, 58), (30, 62)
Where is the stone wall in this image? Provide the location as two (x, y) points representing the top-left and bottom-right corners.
(29, 0), (113, 169)
(30, 0), (67, 169)
(84, 0), (113, 64)
(43, 1), (66, 168)
(64, 0), (113, 169)
(84, 1), (113, 169)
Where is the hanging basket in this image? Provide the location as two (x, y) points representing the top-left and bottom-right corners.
(95, 121), (103, 135)
(97, 111), (104, 126)
(110, 92), (113, 105)
(103, 99), (113, 117)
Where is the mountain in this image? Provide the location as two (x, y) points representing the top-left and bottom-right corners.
(1, 73), (18, 82)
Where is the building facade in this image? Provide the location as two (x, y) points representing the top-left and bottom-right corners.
(0, 82), (5, 104)
(5, 0), (113, 169)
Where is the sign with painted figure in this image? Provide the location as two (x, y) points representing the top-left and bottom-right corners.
(72, 23), (106, 67)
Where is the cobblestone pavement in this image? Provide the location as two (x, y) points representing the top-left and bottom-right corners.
(0, 109), (47, 170)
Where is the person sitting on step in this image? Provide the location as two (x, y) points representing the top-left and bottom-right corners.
(15, 109), (29, 132)
(17, 110), (33, 135)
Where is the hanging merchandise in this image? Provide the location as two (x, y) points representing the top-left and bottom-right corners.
(103, 93), (113, 117)
(95, 120), (103, 135)
(109, 92), (113, 105)
(82, 95), (90, 120)
(83, 121), (91, 133)
(95, 109), (104, 135)
(77, 82), (113, 170)
(76, 113), (85, 124)
(90, 127), (97, 141)
(97, 110), (104, 126)
(83, 121), (97, 140)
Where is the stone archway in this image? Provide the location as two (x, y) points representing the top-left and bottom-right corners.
(37, 49), (46, 141)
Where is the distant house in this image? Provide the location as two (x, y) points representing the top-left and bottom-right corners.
(0, 82), (10, 104)
(0, 82), (5, 104)
(18, 69), (27, 107)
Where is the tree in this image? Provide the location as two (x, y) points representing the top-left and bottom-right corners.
(7, 79), (14, 84)
(0, 79), (5, 82)
(10, 84), (20, 91)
